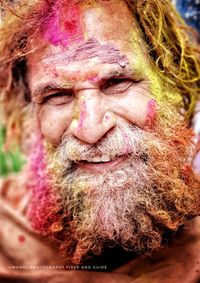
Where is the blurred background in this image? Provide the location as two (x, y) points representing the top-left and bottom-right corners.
(174, 0), (200, 32)
(0, 111), (25, 176)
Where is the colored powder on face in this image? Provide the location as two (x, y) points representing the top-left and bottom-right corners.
(42, 1), (83, 46)
(53, 69), (59, 78)
(18, 235), (26, 243)
(145, 99), (157, 127)
(27, 134), (60, 236)
(88, 75), (98, 83)
(78, 100), (87, 131)
(42, 38), (128, 68)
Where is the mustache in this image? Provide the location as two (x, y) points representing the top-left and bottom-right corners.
(38, 110), (200, 264)
(56, 122), (155, 163)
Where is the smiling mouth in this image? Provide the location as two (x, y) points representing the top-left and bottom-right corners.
(77, 154), (130, 173)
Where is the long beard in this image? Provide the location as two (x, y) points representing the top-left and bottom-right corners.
(27, 106), (200, 264)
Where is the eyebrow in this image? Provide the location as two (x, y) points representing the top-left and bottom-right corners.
(31, 65), (137, 99)
(32, 83), (67, 98)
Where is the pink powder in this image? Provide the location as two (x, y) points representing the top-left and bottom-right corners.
(122, 131), (131, 154)
(78, 101), (87, 131)
(27, 134), (60, 236)
(18, 235), (26, 243)
(42, 1), (83, 46)
(145, 99), (157, 127)
(88, 76), (98, 83)
(42, 38), (128, 68)
(53, 68), (59, 78)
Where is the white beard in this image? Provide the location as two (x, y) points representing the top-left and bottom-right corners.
(39, 118), (199, 263)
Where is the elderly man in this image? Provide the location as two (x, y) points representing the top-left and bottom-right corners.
(0, 0), (200, 282)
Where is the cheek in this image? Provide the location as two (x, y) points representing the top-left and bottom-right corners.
(107, 87), (156, 127)
(37, 105), (72, 145)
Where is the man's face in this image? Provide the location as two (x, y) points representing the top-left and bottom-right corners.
(27, 0), (199, 263)
(28, 0), (159, 147)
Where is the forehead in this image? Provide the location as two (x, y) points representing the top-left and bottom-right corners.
(28, 0), (148, 89)
(40, 0), (138, 45)
(29, 0), (143, 55)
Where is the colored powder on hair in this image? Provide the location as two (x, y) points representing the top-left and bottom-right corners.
(26, 135), (60, 236)
(42, 1), (83, 46)
(88, 75), (98, 82)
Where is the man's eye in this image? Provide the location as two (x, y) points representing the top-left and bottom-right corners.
(101, 78), (133, 95)
(43, 91), (74, 105)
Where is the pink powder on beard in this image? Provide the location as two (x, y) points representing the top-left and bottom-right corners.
(42, 1), (83, 46)
(26, 135), (60, 236)
(145, 99), (157, 127)
(122, 131), (132, 154)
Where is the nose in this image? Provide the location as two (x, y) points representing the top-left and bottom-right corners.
(69, 89), (116, 144)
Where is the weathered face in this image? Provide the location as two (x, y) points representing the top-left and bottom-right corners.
(27, 0), (199, 264)
(28, 0), (158, 149)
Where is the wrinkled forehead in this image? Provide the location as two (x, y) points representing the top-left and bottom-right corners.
(27, 0), (153, 95)
(28, 0), (147, 74)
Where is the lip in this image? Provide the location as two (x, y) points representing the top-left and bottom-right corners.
(77, 154), (129, 173)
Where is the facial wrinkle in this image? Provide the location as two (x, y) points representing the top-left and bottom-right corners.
(42, 38), (128, 68)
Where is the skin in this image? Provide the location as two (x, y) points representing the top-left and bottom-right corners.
(28, 0), (158, 148)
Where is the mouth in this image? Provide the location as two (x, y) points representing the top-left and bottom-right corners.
(77, 154), (130, 173)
